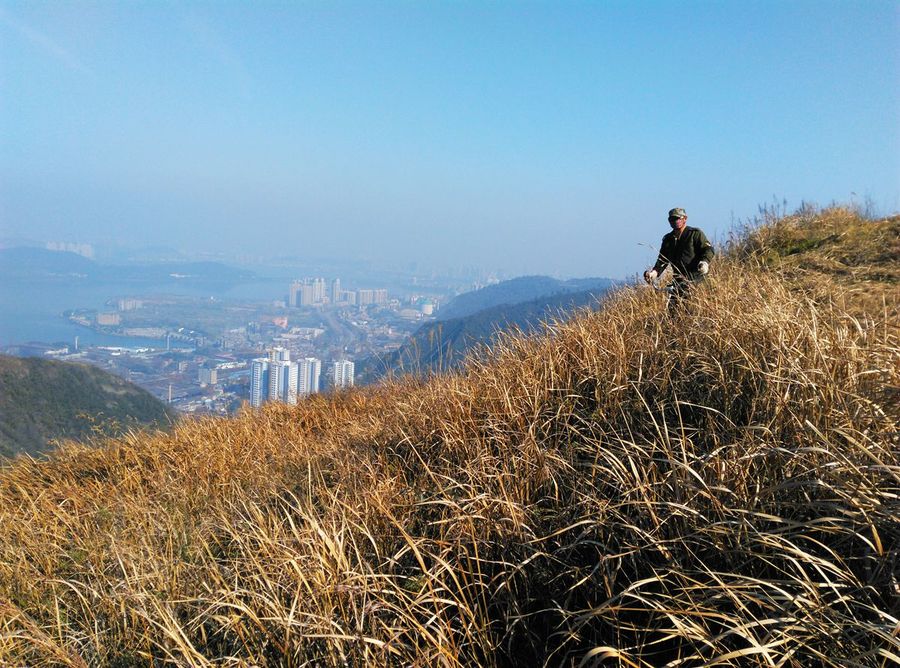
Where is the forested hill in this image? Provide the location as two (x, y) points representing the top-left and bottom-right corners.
(437, 275), (616, 321)
(0, 355), (176, 458)
(358, 284), (615, 383)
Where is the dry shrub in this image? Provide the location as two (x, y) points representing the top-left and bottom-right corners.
(1, 209), (898, 666)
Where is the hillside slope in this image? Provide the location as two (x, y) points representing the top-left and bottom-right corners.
(0, 207), (897, 667)
(0, 355), (176, 458)
(437, 275), (616, 321)
(359, 285), (615, 383)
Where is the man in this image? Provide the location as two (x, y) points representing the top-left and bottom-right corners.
(643, 207), (714, 312)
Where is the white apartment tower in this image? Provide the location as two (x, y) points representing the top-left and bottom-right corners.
(252, 348), (299, 406)
(268, 361), (297, 404)
(198, 366), (217, 386)
(298, 357), (322, 396)
(268, 360), (282, 401)
(356, 289), (388, 306)
(250, 358), (269, 408)
(288, 362), (300, 403)
(332, 360), (355, 389)
(266, 348), (285, 401)
(331, 278), (341, 304)
(313, 278), (327, 303)
(289, 280), (303, 307)
(292, 278), (330, 306)
(269, 347), (290, 362)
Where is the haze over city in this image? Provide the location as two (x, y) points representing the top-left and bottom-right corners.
(1, 0), (898, 277)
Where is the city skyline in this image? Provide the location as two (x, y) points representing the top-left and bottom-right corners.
(0, 237), (448, 415)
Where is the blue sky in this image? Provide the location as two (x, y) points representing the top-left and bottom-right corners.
(1, 0), (897, 277)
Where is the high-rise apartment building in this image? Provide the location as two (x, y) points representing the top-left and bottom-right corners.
(268, 361), (285, 402)
(331, 278), (341, 304)
(116, 298), (143, 311)
(252, 348), (299, 406)
(298, 357), (322, 396)
(300, 283), (316, 306)
(332, 360), (355, 389)
(270, 360), (298, 404)
(288, 280), (303, 307)
(285, 361), (299, 404)
(356, 289), (388, 306)
(250, 358), (269, 407)
(290, 278), (330, 306)
(46, 241), (94, 259)
(269, 347), (290, 362)
(198, 366), (217, 386)
(312, 278), (327, 303)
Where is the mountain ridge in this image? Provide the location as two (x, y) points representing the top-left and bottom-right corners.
(0, 247), (254, 283)
(437, 275), (617, 321)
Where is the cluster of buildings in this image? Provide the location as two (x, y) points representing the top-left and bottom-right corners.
(46, 241), (94, 259)
(249, 347), (354, 408)
(288, 278), (388, 307)
(92, 298), (144, 328)
(198, 366), (217, 386)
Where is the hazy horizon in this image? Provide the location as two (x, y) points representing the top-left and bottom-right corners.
(1, 1), (898, 279)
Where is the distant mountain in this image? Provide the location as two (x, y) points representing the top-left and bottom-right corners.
(0, 235), (43, 249)
(0, 355), (177, 458)
(0, 247), (254, 283)
(437, 275), (617, 321)
(359, 283), (617, 383)
(0, 247), (97, 278)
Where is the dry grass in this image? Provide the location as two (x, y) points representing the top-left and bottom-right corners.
(1, 207), (898, 666)
(729, 204), (899, 320)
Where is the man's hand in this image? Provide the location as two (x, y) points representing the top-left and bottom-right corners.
(698, 261), (709, 275)
(644, 269), (657, 284)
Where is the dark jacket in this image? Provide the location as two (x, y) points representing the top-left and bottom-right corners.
(652, 226), (715, 281)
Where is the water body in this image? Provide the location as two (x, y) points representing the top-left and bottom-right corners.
(0, 277), (286, 347)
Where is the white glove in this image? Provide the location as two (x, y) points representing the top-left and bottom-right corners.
(643, 269), (657, 283)
(698, 261), (709, 275)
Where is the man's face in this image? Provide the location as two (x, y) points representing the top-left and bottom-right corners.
(668, 215), (686, 232)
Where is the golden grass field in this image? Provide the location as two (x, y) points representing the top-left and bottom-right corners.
(1, 207), (897, 666)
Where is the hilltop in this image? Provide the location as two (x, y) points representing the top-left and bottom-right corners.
(729, 204), (899, 316)
(0, 355), (177, 458)
(0, 206), (897, 666)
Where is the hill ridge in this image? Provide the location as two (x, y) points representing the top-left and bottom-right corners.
(359, 283), (617, 382)
(0, 354), (177, 458)
(437, 274), (616, 321)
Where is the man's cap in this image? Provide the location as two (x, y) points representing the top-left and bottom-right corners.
(668, 207), (687, 219)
